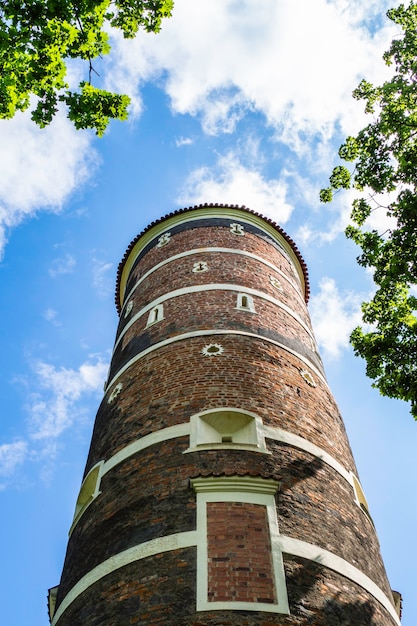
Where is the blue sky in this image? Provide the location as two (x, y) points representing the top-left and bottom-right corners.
(0, 1), (415, 624)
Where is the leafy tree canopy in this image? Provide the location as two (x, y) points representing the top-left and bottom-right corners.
(321, 2), (417, 418)
(0, 0), (173, 135)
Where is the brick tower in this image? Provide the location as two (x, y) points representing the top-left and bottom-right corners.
(49, 204), (401, 625)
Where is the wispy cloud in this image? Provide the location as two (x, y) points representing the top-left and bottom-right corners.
(310, 277), (364, 360)
(92, 257), (114, 298)
(49, 253), (76, 277)
(178, 152), (293, 224)
(0, 441), (28, 477)
(176, 136), (194, 147)
(28, 358), (108, 440)
(43, 308), (62, 327)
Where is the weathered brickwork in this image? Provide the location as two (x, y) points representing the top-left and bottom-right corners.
(88, 337), (352, 467)
(207, 502), (275, 603)
(52, 206), (398, 626)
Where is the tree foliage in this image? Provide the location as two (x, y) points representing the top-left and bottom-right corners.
(0, 0), (173, 135)
(321, 2), (417, 418)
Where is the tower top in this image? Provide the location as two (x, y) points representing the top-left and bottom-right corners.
(115, 203), (310, 313)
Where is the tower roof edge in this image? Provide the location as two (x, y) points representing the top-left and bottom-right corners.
(115, 203), (310, 312)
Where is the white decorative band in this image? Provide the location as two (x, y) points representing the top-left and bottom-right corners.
(191, 475), (279, 495)
(118, 208), (305, 303)
(52, 530), (399, 625)
(114, 282), (314, 353)
(91, 423), (354, 502)
(277, 535), (400, 625)
(263, 425), (352, 485)
(107, 329), (326, 392)
(122, 247), (301, 311)
(51, 531), (198, 625)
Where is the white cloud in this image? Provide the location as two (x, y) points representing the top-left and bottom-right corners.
(92, 257), (114, 298)
(0, 441), (28, 478)
(309, 277), (364, 359)
(28, 357), (109, 440)
(0, 109), (97, 257)
(48, 253), (76, 277)
(178, 152), (293, 224)
(175, 137), (194, 147)
(106, 0), (399, 150)
(43, 308), (62, 327)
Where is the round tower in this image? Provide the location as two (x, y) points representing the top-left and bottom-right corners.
(49, 204), (401, 625)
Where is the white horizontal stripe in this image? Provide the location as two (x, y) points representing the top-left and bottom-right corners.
(52, 530), (398, 625)
(278, 535), (400, 625)
(52, 530), (198, 625)
(122, 246), (301, 311)
(100, 423), (351, 491)
(118, 208), (305, 304)
(106, 329), (326, 392)
(264, 425), (352, 485)
(102, 423), (190, 475)
(114, 283), (314, 353)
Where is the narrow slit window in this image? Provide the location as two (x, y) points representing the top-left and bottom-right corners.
(147, 304), (164, 326)
(236, 293), (255, 312)
(352, 475), (374, 526)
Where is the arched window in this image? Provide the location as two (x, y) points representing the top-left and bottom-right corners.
(69, 462), (103, 535)
(146, 304), (164, 326)
(236, 293), (255, 313)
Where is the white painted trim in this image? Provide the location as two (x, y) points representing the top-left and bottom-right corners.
(122, 247), (301, 311)
(102, 423), (190, 476)
(86, 420), (351, 497)
(277, 535), (401, 625)
(263, 425), (352, 485)
(52, 529), (399, 624)
(68, 461), (105, 537)
(106, 329), (327, 394)
(185, 407), (269, 454)
(190, 476), (279, 495)
(118, 208), (305, 305)
(51, 530), (198, 625)
(114, 284), (315, 355)
(191, 479), (290, 614)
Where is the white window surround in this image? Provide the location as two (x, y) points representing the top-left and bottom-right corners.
(192, 261), (208, 273)
(68, 418), (365, 535)
(230, 222), (245, 235)
(51, 529), (400, 626)
(157, 232), (171, 247)
(236, 292), (256, 312)
(191, 475), (289, 614)
(122, 247), (302, 311)
(107, 383), (123, 404)
(270, 275), (284, 291)
(113, 283), (315, 355)
(146, 304), (164, 327)
(185, 407), (269, 454)
(123, 300), (134, 318)
(352, 474), (374, 525)
(69, 461), (104, 536)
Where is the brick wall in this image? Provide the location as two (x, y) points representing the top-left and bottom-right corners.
(53, 207), (398, 626)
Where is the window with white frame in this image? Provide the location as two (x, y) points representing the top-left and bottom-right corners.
(236, 292), (256, 312)
(69, 461), (103, 535)
(190, 475), (289, 615)
(146, 304), (164, 326)
(185, 408), (268, 453)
